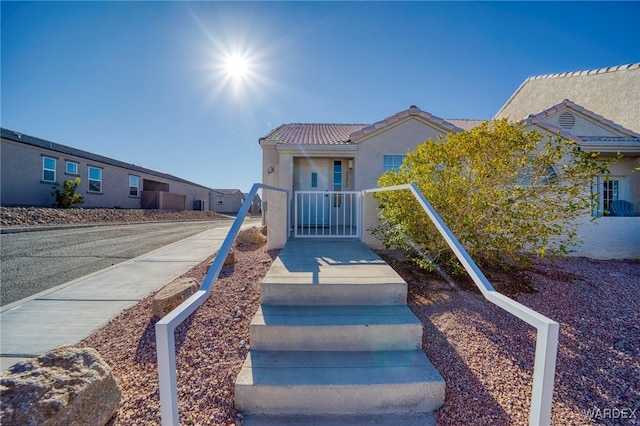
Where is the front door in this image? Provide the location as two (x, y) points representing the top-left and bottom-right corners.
(296, 158), (330, 226)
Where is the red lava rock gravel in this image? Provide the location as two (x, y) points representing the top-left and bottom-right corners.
(403, 256), (640, 426)
(79, 244), (279, 426)
(79, 246), (639, 426)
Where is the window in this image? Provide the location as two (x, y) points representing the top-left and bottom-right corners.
(333, 160), (342, 207)
(129, 175), (140, 197)
(65, 161), (78, 175)
(516, 165), (558, 187)
(383, 155), (406, 172)
(603, 180), (619, 213)
(42, 157), (56, 182)
(311, 172), (318, 188)
(88, 166), (102, 193)
(333, 161), (342, 191)
(592, 176), (628, 216)
(217, 196), (224, 205)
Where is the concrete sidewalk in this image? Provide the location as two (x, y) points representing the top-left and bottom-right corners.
(0, 220), (259, 371)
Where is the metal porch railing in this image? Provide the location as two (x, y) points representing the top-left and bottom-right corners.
(294, 190), (360, 238)
(155, 183), (289, 426)
(364, 184), (559, 426)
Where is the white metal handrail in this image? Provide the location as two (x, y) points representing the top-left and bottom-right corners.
(155, 183), (289, 426)
(364, 184), (559, 426)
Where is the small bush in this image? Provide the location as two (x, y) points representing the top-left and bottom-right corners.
(51, 177), (84, 208)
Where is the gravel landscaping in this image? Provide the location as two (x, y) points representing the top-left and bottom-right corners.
(73, 241), (639, 426)
(389, 254), (640, 425)
(79, 244), (278, 426)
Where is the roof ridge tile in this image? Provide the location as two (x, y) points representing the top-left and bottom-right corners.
(524, 62), (640, 82)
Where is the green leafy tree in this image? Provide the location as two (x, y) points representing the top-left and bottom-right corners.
(375, 119), (612, 271)
(51, 177), (84, 208)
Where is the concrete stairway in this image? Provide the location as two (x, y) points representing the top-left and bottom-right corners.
(235, 240), (444, 424)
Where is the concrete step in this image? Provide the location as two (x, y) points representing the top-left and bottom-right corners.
(235, 350), (445, 416)
(260, 279), (407, 306)
(260, 243), (408, 306)
(249, 305), (423, 351)
(241, 412), (436, 425)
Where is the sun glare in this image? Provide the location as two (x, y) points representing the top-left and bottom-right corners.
(192, 8), (281, 104)
(224, 54), (249, 79)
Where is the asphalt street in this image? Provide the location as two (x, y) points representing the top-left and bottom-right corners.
(0, 219), (259, 306)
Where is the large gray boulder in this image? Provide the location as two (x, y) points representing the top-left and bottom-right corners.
(1, 345), (121, 426)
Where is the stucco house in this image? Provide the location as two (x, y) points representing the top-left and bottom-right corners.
(260, 63), (640, 258)
(209, 189), (246, 215)
(243, 191), (262, 216)
(259, 106), (483, 243)
(1, 128), (210, 210)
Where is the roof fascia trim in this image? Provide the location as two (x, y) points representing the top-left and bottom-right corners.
(276, 144), (357, 156)
(350, 108), (463, 144)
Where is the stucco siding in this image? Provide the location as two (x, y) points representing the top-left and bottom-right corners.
(1, 137), (209, 209)
(496, 65), (640, 133)
(1, 139), (54, 206)
(573, 215), (640, 259)
(169, 181), (209, 211)
(210, 192), (244, 214)
(542, 112), (620, 137)
(354, 118), (451, 190)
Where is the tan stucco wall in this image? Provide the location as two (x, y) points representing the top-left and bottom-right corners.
(496, 66), (640, 133)
(210, 192), (244, 213)
(354, 118), (452, 190)
(541, 111), (620, 137)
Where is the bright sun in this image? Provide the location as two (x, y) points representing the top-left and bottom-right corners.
(224, 53), (249, 79)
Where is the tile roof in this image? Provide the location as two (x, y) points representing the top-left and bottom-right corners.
(349, 106), (464, 141)
(1, 127), (208, 188)
(261, 106), (471, 146)
(260, 124), (367, 145)
(495, 63), (640, 133)
(444, 119), (485, 131)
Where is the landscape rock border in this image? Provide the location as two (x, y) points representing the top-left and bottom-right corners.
(0, 207), (232, 228)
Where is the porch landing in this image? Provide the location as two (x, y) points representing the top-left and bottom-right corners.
(235, 239), (445, 424)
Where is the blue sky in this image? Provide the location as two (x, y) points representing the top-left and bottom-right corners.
(2, 1), (639, 193)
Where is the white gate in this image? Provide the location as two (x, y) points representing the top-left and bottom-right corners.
(294, 191), (360, 238)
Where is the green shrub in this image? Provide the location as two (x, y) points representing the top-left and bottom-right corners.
(51, 177), (84, 208)
(375, 119), (612, 271)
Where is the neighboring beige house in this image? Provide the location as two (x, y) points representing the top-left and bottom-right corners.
(209, 189), (246, 215)
(1, 128), (211, 210)
(496, 63), (640, 134)
(260, 63), (639, 258)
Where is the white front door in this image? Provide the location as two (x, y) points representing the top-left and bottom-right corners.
(297, 159), (330, 226)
